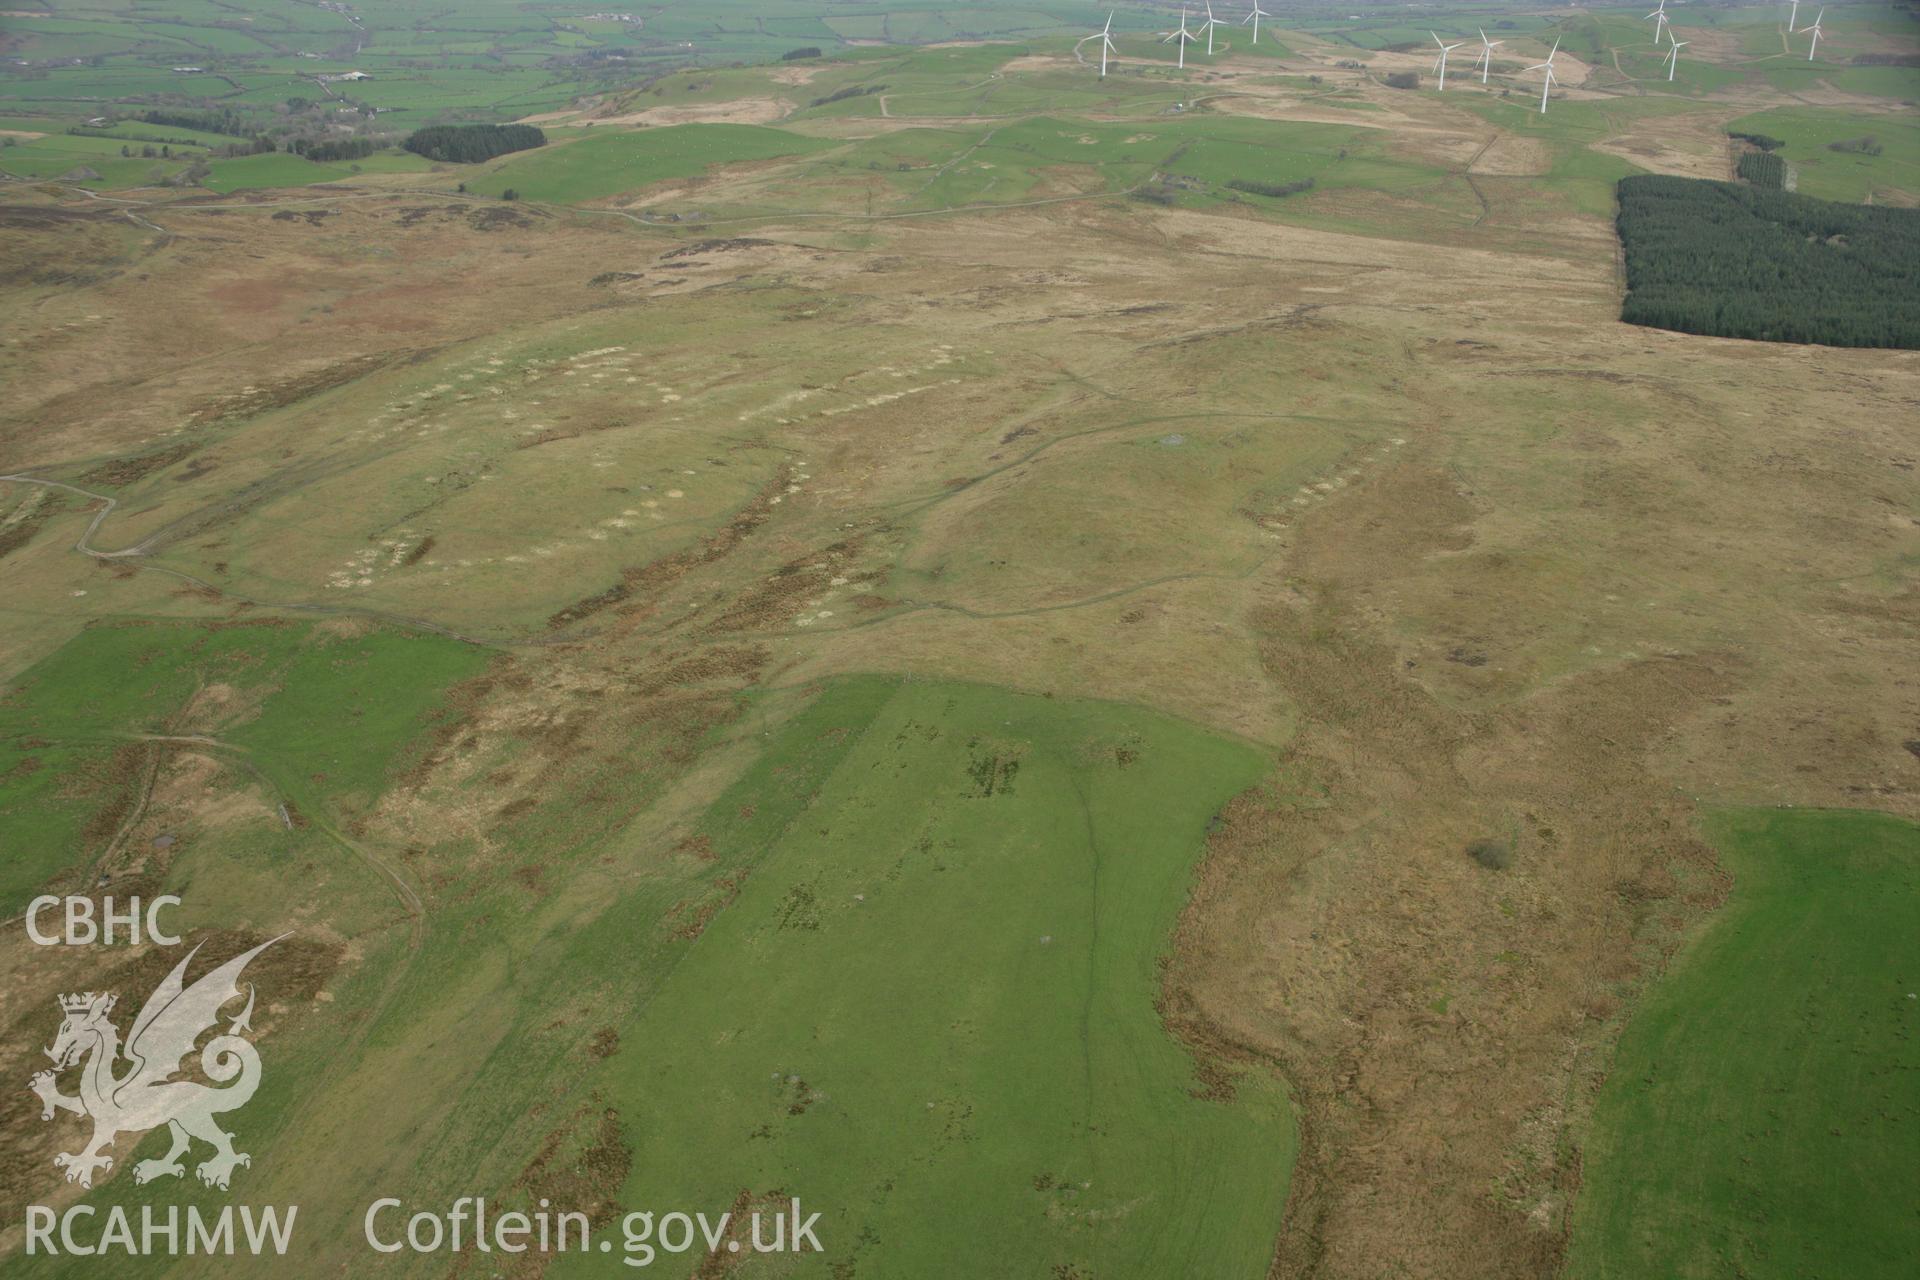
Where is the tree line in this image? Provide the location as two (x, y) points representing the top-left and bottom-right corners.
(143, 107), (254, 138)
(290, 135), (378, 162)
(1615, 174), (1920, 350)
(401, 123), (547, 164)
(1227, 176), (1316, 199)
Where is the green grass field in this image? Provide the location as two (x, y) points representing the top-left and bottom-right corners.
(1569, 808), (1920, 1280)
(1726, 106), (1920, 203)
(468, 123), (839, 202)
(0, 619), (490, 915)
(574, 676), (1295, 1279)
(201, 147), (431, 192)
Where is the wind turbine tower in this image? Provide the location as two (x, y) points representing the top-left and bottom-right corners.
(1525, 37), (1561, 114)
(1431, 32), (1465, 90)
(1164, 6), (1197, 69)
(1476, 28), (1504, 85)
(1805, 7), (1824, 59)
(1095, 11), (1116, 77)
(1200, 1), (1226, 56)
(1665, 37), (1688, 81)
(1243, 0), (1271, 46)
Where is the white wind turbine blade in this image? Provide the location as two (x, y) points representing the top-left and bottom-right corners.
(1478, 29), (1502, 83)
(1525, 45), (1558, 113)
(1244, 0), (1269, 44)
(1200, 2), (1225, 54)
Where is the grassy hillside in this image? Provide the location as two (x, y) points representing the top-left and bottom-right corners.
(1569, 808), (1920, 1279)
(0, 620), (490, 915)
(579, 676), (1295, 1278)
(467, 123), (839, 202)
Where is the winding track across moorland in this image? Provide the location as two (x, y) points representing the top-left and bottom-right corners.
(0, 472), (513, 647)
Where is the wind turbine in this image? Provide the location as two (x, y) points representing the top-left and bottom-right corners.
(1431, 31), (1465, 90)
(1665, 37), (1688, 81)
(1476, 28), (1504, 85)
(1200, 0), (1227, 56)
(1095, 10), (1116, 77)
(1243, 0), (1270, 46)
(1804, 7), (1824, 59)
(1524, 37), (1560, 114)
(1163, 6), (1197, 69)
(1647, 0), (1670, 45)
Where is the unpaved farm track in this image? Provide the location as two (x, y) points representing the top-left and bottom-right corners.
(0, 473), (528, 648)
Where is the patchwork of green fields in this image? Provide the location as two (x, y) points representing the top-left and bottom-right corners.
(578, 676), (1294, 1279)
(1569, 808), (1920, 1280)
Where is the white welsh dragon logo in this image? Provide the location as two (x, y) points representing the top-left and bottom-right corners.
(29, 935), (285, 1191)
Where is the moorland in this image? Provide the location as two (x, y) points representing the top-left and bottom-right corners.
(3, 2), (1917, 1277)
